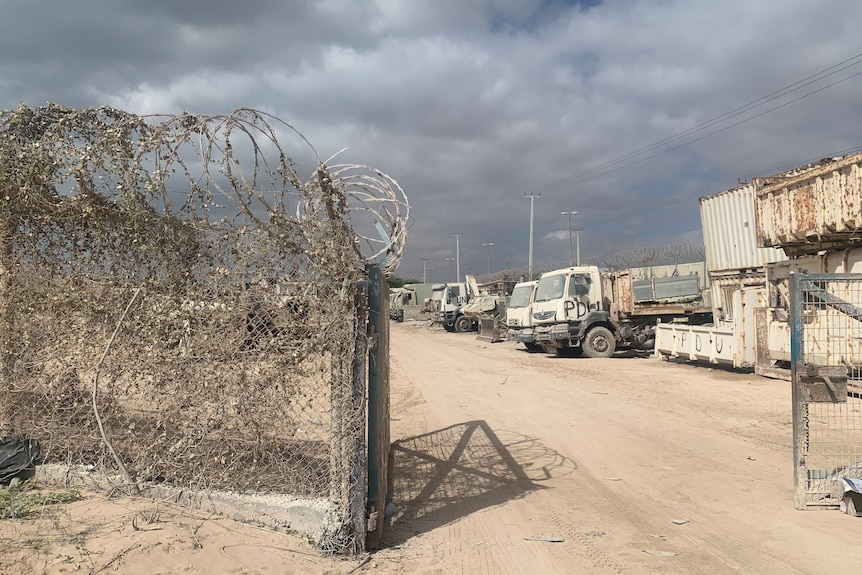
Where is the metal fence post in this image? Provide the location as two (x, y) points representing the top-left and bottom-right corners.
(790, 272), (806, 510)
(366, 266), (390, 549)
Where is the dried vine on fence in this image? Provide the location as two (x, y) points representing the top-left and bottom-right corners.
(0, 104), (407, 553)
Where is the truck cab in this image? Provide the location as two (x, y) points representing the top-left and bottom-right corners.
(531, 266), (615, 357)
(506, 280), (541, 351)
(429, 282), (475, 332)
(389, 288), (409, 322)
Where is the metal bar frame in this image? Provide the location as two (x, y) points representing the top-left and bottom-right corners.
(791, 272), (862, 510)
(366, 266), (391, 549)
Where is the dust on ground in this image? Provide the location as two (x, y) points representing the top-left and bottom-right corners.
(4, 321), (861, 574)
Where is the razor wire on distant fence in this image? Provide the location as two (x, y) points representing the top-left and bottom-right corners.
(475, 243), (706, 284)
(0, 104), (408, 553)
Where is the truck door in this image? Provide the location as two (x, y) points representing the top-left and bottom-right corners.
(448, 286), (466, 306)
(567, 273), (592, 319)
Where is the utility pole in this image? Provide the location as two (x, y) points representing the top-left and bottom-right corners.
(561, 211), (578, 267)
(445, 257), (455, 281)
(482, 242), (494, 275)
(526, 193), (540, 279)
(505, 252), (513, 269)
(452, 233), (463, 283)
(574, 225), (583, 266)
(421, 258), (430, 283)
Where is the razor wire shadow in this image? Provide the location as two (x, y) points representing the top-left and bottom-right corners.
(383, 420), (577, 546)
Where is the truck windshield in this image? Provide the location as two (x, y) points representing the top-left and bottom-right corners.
(508, 285), (533, 308)
(534, 274), (566, 302)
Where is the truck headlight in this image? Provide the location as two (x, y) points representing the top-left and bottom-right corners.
(550, 324), (568, 336)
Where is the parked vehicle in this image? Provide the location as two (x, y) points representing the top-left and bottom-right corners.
(390, 283), (435, 322)
(427, 279), (477, 332)
(462, 294), (508, 342)
(506, 281), (542, 351)
(532, 266), (710, 358)
(389, 288), (408, 322)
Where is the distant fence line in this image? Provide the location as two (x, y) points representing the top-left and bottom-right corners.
(475, 243), (707, 284)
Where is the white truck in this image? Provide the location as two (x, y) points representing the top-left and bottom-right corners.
(505, 280), (542, 352)
(389, 283), (435, 322)
(427, 280), (477, 333)
(532, 265), (711, 358)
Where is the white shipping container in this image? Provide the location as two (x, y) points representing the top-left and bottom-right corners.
(700, 183), (787, 274)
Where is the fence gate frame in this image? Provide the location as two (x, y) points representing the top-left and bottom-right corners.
(790, 271), (862, 510)
(365, 265), (391, 548)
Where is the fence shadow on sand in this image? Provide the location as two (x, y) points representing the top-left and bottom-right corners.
(383, 420), (577, 546)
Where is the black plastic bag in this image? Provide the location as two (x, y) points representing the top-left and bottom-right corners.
(0, 434), (41, 484)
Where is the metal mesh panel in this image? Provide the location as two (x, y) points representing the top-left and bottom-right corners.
(0, 104), (407, 554)
(792, 274), (862, 508)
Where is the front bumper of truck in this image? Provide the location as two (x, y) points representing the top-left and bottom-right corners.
(507, 327), (535, 343)
(534, 322), (582, 348)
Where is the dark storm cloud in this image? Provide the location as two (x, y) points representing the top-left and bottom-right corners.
(0, 0), (378, 107)
(1, 0), (861, 278)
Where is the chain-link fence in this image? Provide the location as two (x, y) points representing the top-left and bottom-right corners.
(790, 273), (862, 510)
(0, 104), (407, 553)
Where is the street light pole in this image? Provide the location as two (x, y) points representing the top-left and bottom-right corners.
(574, 225), (583, 266)
(445, 257), (455, 281)
(526, 193), (540, 279)
(561, 211), (578, 267)
(421, 258), (430, 283)
(452, 233), (463, 282)
(482, 242), (494, 275)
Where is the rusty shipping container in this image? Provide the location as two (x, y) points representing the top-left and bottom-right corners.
(700, 182), (787, 274)
(755, 152), (862, 255)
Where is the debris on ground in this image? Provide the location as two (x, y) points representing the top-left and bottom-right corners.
(839, 478), (862, 516)
(524, 534), (565, 543)
(643, 549), (677, 557)
(0, 434), (40, 484)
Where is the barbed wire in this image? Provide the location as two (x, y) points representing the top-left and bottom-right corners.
(0, 103), (403, 553)
(475, 243), (706, 284)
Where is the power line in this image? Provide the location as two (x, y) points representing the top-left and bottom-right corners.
(546, 69), (862, 192)
(584, 144), (862, 229)
(532, 52), (862, 194)
(480, 52), (862, 228)
(437, 54), (862, 265)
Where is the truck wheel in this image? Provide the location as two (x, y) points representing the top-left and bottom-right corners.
(524, 342), (544, 353)
(443, 323), (456, 333)
(454, 315), (473, 333)
(583, 326), (615, 358)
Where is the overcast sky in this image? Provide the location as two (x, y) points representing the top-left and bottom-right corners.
(2, 0), (861, 280)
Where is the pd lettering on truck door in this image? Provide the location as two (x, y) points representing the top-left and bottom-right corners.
(566, 273), (591, 319)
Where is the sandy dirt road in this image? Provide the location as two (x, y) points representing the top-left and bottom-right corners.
(372, 322), (862, 574)
(4, 320), (860, 574)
